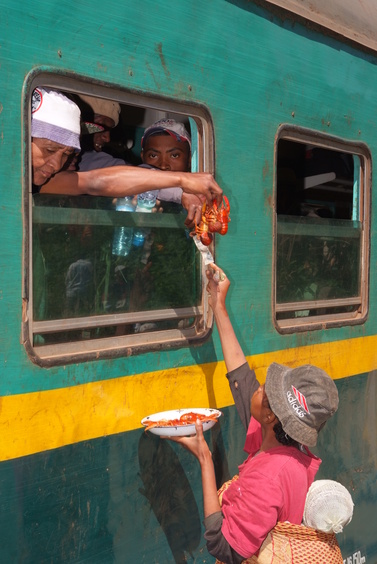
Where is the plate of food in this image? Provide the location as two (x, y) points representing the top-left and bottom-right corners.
(141, 408), (222, 436)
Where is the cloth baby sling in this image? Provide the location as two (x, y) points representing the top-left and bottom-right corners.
(215, 475), (343, 564)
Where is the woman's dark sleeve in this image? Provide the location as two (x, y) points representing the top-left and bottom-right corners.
(226, 362), (260, 431)
(204, 512), (245, 564)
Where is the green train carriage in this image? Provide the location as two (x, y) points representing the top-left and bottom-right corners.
(1, 0), (376, 561)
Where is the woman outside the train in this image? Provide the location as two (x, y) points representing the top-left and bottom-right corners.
(168, 263), (339, 563)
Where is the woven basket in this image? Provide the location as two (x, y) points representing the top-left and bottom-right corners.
(253, 521), (343, 563)
(215, 478), (343, 564)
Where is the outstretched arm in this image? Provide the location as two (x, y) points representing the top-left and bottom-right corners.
(206, 264), (247, 373)
(167, 420), (246, 563)
(168, 419), (220, 518)
(207, 263), (259, 428)
(41, 167), (223, 206)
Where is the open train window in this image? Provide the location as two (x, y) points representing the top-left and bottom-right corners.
(26, 77), (214, 365)
(274, 126), (370, 332)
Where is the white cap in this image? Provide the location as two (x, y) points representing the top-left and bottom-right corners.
(141, 119), (191, 149)
(303, 480), (354, 533)
(31, 88), (81, 151)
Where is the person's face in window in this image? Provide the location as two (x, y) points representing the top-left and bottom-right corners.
(32, 138), (75, 186)
(142, 134), (190, 172)
(92, 114), (115, 152)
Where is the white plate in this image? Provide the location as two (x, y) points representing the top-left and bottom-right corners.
(141, 408), (222, 436)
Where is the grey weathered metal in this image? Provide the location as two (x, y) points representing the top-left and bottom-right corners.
(265, 0), (377, 53)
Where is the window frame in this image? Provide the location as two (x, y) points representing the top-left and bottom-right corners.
(23, 71), (216, 366)
(273, 124), (371, 333)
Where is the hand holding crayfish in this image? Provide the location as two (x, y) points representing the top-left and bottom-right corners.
(191, 195), (230, 246)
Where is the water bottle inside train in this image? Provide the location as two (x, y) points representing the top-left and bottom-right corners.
(132, 190), (158, 247)
(135, 190), (158, 213)
(112, 196), (135, 256)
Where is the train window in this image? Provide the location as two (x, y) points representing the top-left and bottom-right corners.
(27, 80), (214, 365)
(274, 127), (370, 332)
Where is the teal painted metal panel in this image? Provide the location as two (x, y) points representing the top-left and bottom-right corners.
(1, 0), (377, 391)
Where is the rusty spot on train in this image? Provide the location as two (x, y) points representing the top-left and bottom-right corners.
(156, 42), (170, 79)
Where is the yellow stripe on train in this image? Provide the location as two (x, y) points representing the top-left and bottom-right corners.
(1, 335), (377, 461)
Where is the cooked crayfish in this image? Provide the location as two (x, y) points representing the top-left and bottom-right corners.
(192, 195), (230, 246)
(143, 411), (220, 432)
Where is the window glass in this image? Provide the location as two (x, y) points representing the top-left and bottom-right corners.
(275, 132), (370, 330)
(28, 84), (213, 363)
(32, 195), (200, 340)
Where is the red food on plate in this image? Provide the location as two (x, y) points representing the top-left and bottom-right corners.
(141, 408), (222, 436)
(143, 411), (219, 432)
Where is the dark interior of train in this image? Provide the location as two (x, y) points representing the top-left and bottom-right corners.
(277, 139), (354, 220)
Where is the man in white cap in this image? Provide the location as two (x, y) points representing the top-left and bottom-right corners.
(78, 103), (196, 210)
(31, 88), (223, 225)
(31, 88), (81, 187)
(141, 118), (191, 172)
(138, 118), (192, 206)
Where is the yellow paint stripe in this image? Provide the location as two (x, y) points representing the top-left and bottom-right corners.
(2, 335), (377, 461)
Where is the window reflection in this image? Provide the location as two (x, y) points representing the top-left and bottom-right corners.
(275, 135), (368, 329)
(32, 195), (201, 346)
